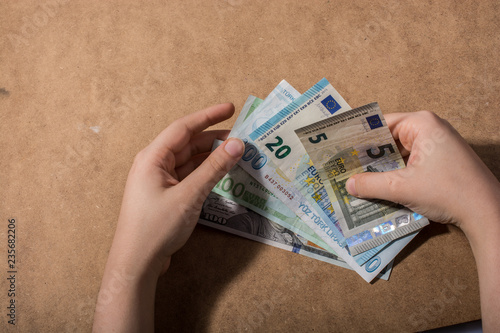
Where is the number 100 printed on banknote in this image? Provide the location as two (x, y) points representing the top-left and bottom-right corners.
(295, 102), (429, 255)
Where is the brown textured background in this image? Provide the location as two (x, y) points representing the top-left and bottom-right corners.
(1, 0), (499, 331)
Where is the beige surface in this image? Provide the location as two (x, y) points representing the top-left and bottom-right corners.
(1, 0), (499, 331)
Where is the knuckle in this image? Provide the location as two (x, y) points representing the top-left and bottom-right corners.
(208, 154), (229, 175)
(130, 148), (158, 175)
(417, 110), (445, 126)
(417, 110), (436, 118)
(384, 172), (405, 202)
(131, 150), (148, 171)
(133, 149), (147, 164)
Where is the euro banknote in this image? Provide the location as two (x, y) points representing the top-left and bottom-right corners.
(198, 192), (394, 280)
(295, 102), (429, 255)
(212, 162), (335, 255)
(235, 81), (348, 248)
(247, 78), (399, 255)
(248, 78), (354, 236)
(220, 96), (343, 261)
(234, 81), (409, 281)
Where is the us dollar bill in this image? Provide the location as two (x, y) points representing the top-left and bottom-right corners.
(295, 102), (429, 255)
(199, 192), (394, 280)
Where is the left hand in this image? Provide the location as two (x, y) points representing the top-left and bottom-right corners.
(113, 102), (245, 276)
(94, 103), (244, 333)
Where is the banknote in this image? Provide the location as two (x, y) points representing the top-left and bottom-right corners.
(232, 95), (263, 131)
(247, 78), (394, 255)
(229, 91), (384, 265)
(198, 192), (394, 280)
(200, 192), (349, 267)
(235, 85), (348, 250)
(248, 78), (351, 232)
(212, 162), (335, 255)
(230, 80), (299, 138)
(295, 102), (429, 255)
(234, 81), (407, 281)
(249, 78), (349, 181)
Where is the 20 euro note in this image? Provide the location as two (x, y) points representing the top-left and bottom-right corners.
(295, 102), (429, 255)
(198, 192), (394, 280)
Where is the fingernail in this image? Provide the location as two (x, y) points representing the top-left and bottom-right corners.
(346, 177), (358, 196)
(224, 138), (244, 157)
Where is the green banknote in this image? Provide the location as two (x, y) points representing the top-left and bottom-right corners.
(212, 163), (337, 254)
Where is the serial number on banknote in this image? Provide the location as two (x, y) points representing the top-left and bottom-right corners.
(264, 175), (294, 200)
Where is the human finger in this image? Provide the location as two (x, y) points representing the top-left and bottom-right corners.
(180, 138), (244, 205)
(175, 152), (210, 181)
(395, 139), (410, 158)
(174, 130), (230, 168)
(145, 103), (235, 159)
(346, 168), (413, 206)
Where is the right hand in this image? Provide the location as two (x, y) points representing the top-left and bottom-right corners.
(346, 110), (500, 332)
(345, 111), (500, 236)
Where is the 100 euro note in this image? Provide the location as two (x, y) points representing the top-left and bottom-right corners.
(198, 192), (394, 280)
(295, 102), (429, 255)
(234, 81), (400, 282)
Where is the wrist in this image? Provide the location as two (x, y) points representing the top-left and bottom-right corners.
(459, 197), (500, 254)
(95, 253), (159, 332)
(107, 244), (164, 283)
(110, 214), (170, 279)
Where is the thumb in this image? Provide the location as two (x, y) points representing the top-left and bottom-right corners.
(346, 169), (409, 205)
(182, 137), (244, 201)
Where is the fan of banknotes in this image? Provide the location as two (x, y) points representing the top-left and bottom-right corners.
(198, 78), (429, 282)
